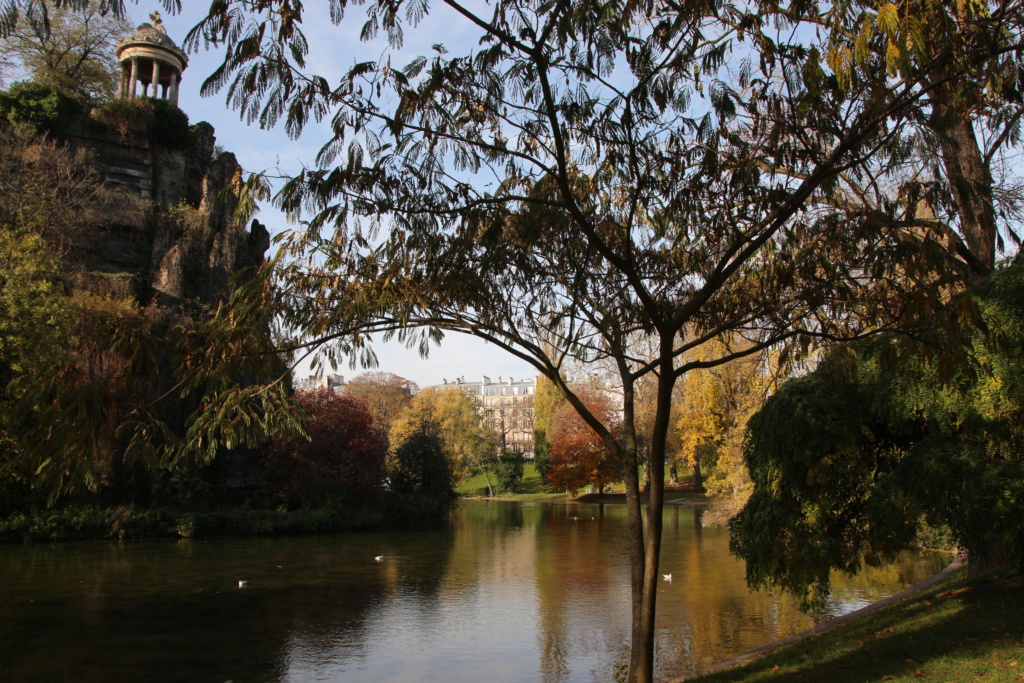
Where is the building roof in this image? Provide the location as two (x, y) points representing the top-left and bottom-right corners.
(115, 12), (188, 68)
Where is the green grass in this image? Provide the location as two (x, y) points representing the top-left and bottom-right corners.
(457, 464), (566, 499)
(680, 570), (1024, 683)
(456, 465), (708, 503)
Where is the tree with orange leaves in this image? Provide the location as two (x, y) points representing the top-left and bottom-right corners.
(547, 389), (622, 496)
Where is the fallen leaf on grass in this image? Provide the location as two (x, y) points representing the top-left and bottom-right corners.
(882, 676), (895, 681)
(913, 670), (926, 677)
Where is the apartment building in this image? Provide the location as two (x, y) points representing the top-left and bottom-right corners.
(293, 373), (347, 394)
(428, 375), (537, 458)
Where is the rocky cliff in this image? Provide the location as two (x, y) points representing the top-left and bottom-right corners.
(65, 113), (269, 308)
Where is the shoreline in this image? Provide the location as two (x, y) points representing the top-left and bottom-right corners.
(666, 553), (966, 682)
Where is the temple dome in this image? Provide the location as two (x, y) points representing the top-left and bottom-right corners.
(116, 22), (187, 63)
(115, 12), (187, 105)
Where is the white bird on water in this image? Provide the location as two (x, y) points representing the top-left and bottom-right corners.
(238, 580), (248, 588)
(374, 555), (384, 562)
(662, 574), (672, 582)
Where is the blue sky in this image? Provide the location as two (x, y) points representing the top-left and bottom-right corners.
(122, 3), (536, 389)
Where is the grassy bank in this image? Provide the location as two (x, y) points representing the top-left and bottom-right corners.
(676, 569), (1024, 683)
(457, 464), (567, 500)
(457, 465), (708, 504)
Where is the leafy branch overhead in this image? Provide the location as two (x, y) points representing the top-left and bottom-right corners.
(174, 2), (1024, 681)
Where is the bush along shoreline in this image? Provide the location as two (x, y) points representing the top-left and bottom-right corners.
(0, 493), (455, 543)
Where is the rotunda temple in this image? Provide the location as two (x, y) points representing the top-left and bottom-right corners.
(115, 12), (188, 105)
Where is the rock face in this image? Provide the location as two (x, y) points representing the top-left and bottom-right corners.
(67, 115), (269, 308)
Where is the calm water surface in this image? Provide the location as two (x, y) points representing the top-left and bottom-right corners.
(0, 501), (946, 682)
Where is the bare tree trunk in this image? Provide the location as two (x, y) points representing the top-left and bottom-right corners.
(622, 351), (677, 683)
(692, 457), (705, 493)
(622, 437), (648, 681)
(618, 368), (651, 682)
(930, 82), (997, 280)
(474, 458), (494, 498)
(966, 527), (1020, 576)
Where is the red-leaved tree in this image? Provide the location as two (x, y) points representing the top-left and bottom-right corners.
(258, 390), (387, 508)
(547, 390), (622, 496)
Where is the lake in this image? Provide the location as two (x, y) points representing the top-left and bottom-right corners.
(0, 500), (946, 682)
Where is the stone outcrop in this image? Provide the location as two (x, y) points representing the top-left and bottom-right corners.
(66, 114), (269, 308)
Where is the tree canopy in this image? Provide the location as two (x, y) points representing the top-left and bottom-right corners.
(673, 336), (774, 498)
(732, 257), (1024, 607)
(257, 389), (387, 509)
(342, 371), (417, 435)
(0, 1), (131, 104)
(547, 387), (622, 496)
(389, 386), (493, 485)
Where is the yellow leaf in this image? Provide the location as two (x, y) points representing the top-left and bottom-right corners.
(877, 3), (899, 37)
(827, 46), (853, 89)
(886, 39), (901, 75)
(854, 19), (874, 64)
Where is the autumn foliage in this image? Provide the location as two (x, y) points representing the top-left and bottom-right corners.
(257, 390), (387, 508)
(546, 390), (622, 496)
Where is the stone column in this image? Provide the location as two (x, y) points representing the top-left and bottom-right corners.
(168, 71), (179, 106)
(128, 57), (139, 98)
(152, 59), (161, 99)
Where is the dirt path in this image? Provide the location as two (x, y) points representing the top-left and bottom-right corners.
(574, 483), (708, 505)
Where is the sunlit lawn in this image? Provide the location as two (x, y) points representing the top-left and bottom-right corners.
(678, 571), (1024, 683)
(457, 464), (707, 503)
(456, 464), (566, 499)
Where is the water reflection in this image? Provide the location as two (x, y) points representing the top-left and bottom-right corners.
(0, 502), (946, 682)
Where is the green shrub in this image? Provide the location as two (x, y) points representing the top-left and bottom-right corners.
(92, 97), (153, 139)
(0, 82), (80, 137)
(0, 505), (393, 542)
(92, 97), (191, 149)
(388, 427), (456, 508)
(149, 99), (191, 149)
(494, 450), (525, 494)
